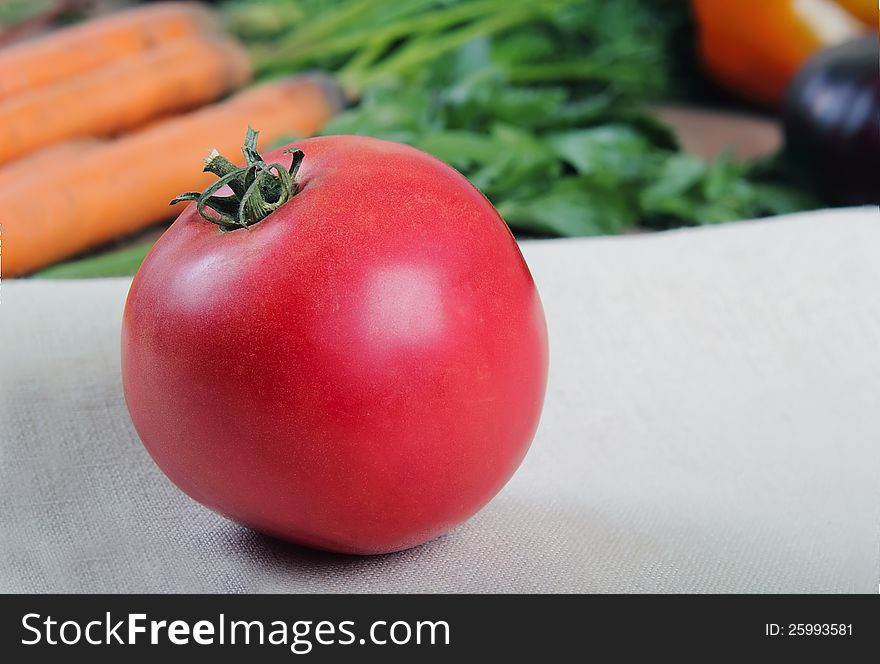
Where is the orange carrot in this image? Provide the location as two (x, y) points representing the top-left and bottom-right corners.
(0, 35), (252, 166)
(0, 2), (218, 100)
(1, 75), (343, 277)
(0, 139), (103, 190)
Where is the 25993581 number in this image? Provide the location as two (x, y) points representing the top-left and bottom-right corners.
(765, 623), (853, 636)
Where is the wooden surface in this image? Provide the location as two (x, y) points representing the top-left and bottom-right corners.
(656, 105), (782, 160)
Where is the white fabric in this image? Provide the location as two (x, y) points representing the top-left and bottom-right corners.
(1, 207), (878, 593)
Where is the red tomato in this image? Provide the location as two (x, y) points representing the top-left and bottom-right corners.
(121, 135), (548, 554)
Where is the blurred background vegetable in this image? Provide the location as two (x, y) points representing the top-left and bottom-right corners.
(0, 34), (250, 164)
(230, 0), (818, 236)
(0, 0), (873, 278)
(832, 0), (877, 26)
(0, 2), (217, 98)
(0, 0), (90, 46)
(692, 0), (866, 108)
(784, 36), (880, 205)
(2, 75), (340, 276)
(34, 240), (155, 278)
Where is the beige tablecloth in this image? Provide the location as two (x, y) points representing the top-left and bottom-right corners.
(1, 208), (878, 593)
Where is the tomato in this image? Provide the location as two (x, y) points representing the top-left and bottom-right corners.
(121, 134), (548, 554)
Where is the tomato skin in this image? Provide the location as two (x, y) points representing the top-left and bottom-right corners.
(122, 135), (548, 554)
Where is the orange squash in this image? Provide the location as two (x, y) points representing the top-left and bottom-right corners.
(692, 0), (865, 107)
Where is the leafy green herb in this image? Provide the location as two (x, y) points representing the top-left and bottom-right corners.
(32, 241), (154, 279)
(231, 0), (817, 236)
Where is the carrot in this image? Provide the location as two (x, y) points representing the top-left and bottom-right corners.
(1, 75), (343, 277)
(0, 35), (251, 166)
(0, 138), (103, 190)
(0, 2), (217, 100)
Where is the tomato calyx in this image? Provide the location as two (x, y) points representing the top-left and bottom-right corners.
(171, 127), (305, 231)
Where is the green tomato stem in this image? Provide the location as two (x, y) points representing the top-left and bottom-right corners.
(170, 127), (304, 231)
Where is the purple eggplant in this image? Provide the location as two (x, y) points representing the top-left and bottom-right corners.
(783, 36), (880, 205)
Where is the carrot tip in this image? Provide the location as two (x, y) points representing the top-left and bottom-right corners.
(302, 73), (350, 114)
